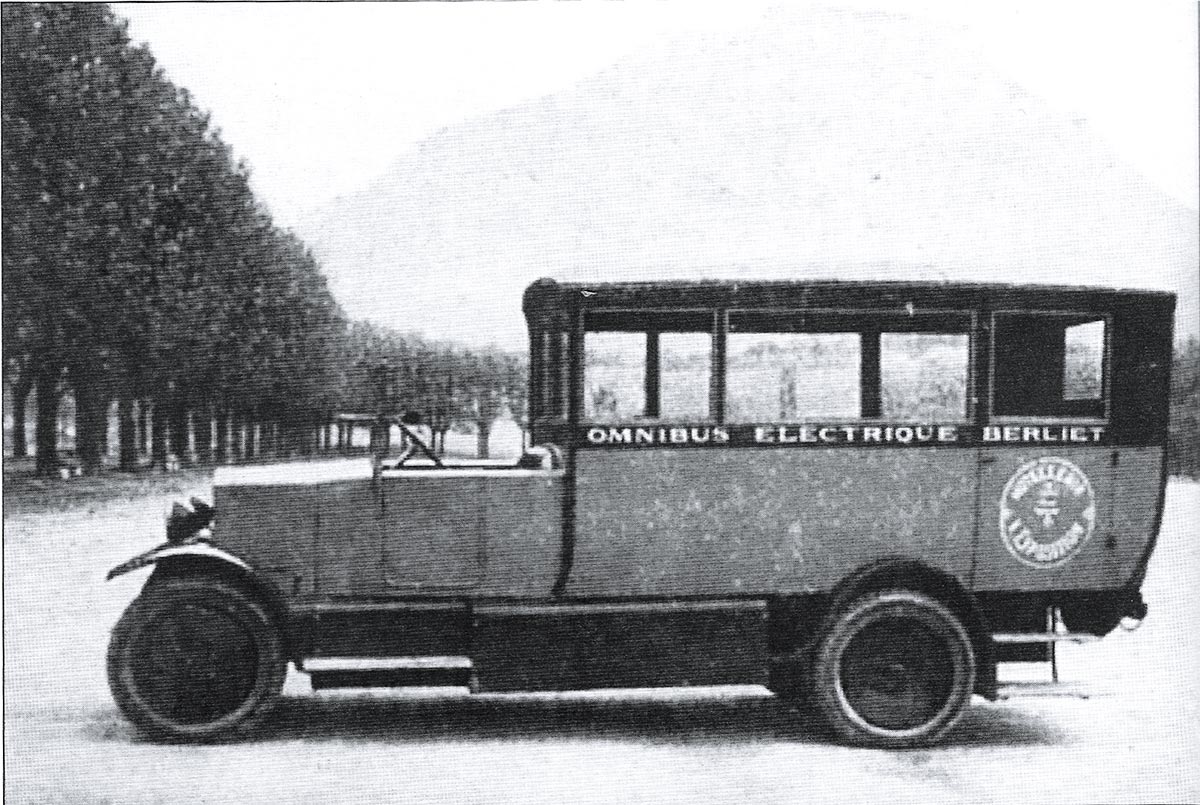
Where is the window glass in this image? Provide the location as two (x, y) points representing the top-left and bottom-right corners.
(583, 330), (711, 421)
(881, 333), (969, 420)
(584, 332), (644, 422)
(539, 332), (553, 418)
(1063, 320), (1104, 400)
(534, 331), (569, 419)
(726, 333), (861, 421)
(660, 332), (711, 420)
(993, 314), (1107, 418)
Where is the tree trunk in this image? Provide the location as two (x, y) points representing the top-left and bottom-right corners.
(99, 398), (111, 459)
(215, 409), (229, 463)
(34, 363), (61, 477)
(476, 419), (491, 459)
(137, 401), (150, 456)
(370, 420), (389, 455)
(195, 410), (213, 465)
(151, 399), (169, 470)
(232, 413), (245, 461)
(118, 390), (138, 471)
(73, 378), (105, 476)
(11, 368), (33, 458)
(169, 396), (188, 464)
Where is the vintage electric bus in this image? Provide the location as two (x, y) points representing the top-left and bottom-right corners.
(106, 278), (1175, 747)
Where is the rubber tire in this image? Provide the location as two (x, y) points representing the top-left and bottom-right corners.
(107, 577), (286, 742)
(811, 589), (975, 748)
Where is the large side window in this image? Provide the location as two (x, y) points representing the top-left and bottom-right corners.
(726, 316), (861, 421)
(992, 313), (1107, 418)
(660, 332), (711, 420)
(582, 313), (712, 422)
(880, 332), (970, 421)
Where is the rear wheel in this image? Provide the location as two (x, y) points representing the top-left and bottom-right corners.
(107, 577), (285, 741)
(811, 589), (975, 748)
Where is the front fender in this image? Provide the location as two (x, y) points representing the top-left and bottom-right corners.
(106, 542), (253, 581)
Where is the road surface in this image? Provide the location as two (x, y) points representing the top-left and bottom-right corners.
(4, 475), (1197, 804)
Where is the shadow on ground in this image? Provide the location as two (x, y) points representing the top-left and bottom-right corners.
(83, 690), (1064, 748)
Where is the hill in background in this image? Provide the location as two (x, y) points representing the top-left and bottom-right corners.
(301, 6), (1198, 349)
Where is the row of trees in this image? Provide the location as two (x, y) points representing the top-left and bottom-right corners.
(337, 322), (526, 460)
(3, 4), (525, 475)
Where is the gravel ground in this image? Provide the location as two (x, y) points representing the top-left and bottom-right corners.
(4, 474), (1198, 804)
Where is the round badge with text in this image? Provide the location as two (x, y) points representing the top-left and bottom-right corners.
(999, 456), (1096, 568)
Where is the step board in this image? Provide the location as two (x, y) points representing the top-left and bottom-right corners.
(994, 681), (1100, 700)
(992, 633), (1100, 644)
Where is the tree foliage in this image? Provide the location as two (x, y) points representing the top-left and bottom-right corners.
(2, 4), (520, 472)
(1168, 336), (1199, 478)
(3, 4), (525, 473)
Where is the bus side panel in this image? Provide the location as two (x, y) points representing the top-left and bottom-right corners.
(215, 483), (321, 597)
(568, 447), (975, 597)
(474, 473), (564, 597)
(381, 477), (485, 589)
(971, 447), (1145, 591)
(1110, 447), (1166, 585)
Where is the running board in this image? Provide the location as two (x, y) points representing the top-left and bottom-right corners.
(992, 633), (1100, 644)
(991, 607), (1102, 687)
(994, 681), (1095, 700)
(303, 657), (474, 690)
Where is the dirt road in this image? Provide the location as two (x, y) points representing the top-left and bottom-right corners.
(4, 476), (1197, 804)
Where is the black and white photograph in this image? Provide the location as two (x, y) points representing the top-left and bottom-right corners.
(3, 2), (1198, 803)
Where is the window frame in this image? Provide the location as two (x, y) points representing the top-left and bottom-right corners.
(579, 308), (718, 423)
(725, 307), (977, 424)
(988, 309), (1112, 425)
(723, 326), (867, 423)
(570, 305), (982, 425)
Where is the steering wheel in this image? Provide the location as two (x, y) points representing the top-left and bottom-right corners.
(394, 422), (444, 468)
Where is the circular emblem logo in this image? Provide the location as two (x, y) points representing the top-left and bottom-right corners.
(999, 456), (1096, 568)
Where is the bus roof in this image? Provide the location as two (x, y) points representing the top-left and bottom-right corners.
(522, 277), (1175, 320)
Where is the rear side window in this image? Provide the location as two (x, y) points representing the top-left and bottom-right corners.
(992, 313), (1107, 418)
(1063, 320), (1105, 400)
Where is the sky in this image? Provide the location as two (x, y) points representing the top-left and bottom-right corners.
(115, 1), (1199, 233)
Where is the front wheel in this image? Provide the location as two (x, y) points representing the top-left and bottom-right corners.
(107, 577), (286, 741)
(811, 589), (975, 748)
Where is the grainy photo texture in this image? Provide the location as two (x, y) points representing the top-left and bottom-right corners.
(3, 2), (1198, 803)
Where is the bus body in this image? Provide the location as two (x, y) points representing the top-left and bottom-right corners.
(106, 278), (1174, 747)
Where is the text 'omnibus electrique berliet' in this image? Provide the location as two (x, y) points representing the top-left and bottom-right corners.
(106, 278), (1175, 747)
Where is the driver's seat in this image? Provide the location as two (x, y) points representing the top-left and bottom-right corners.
(515, 444), (562, 470)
